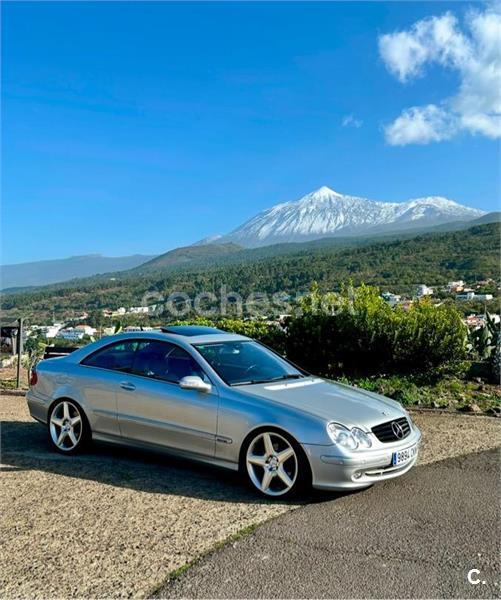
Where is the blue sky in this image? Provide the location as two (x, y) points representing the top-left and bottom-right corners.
(2, 1), (499, 263)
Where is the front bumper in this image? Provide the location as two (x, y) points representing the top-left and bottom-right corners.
(303, 425), (422, 491)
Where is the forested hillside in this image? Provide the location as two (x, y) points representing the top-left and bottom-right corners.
(2, 223), (499, 321)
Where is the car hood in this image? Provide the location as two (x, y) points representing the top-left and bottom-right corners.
(238, 377), (405, 430)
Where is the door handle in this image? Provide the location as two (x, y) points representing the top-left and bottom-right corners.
(119, 381), (136, 391)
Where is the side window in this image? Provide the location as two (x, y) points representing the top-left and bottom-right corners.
(132, 341), (208, 384)
(132, 341), (174, 381)
(167, 345), (209, 384)
(82, 341), (139, 373)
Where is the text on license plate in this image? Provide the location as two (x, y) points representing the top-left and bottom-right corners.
(392, 444), (418, 466)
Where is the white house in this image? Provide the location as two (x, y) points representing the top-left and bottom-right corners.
(381, 292), (401, 307)
(416, 284), (433, 297)
(74, 324), (97, 336)
(57, 328), (85, 341)
(456, 291), (476, 301)
(102, 327), (117, 336)
(447, 280), (465, 292)
(32, 323), (63, 339)
(128, 306), (149, 314)
(465, 313), (500, 328)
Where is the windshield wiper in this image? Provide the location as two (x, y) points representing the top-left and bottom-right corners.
(233, 374), (304, 386)
(264, 374), (304, 383)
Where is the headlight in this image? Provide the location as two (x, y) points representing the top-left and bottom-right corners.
(327, 423), (372, 450)
(351, 427), (372, 448)
(327, 423), (358, 450)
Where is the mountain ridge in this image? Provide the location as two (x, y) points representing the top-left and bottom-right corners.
(136, 242), (242, 271)
(212, 186), (485, 247)
(0, 253), (155, 290)
(2, 211), (498, 291)
(1, 187), (492, 290)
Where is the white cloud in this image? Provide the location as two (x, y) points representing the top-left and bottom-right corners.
(379, 4), (501, 144)
(341, 114), (363, 128)
(385, 105), (458, 145)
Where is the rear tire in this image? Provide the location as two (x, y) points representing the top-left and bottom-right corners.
(241, 428), (311, 499)
(48, 399), (90, 454)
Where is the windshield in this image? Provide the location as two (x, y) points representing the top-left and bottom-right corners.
(194, 340), (305, 386)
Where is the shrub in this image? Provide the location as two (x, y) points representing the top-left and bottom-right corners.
(391, 301), (468, 374)
(340, 375), (422, 405)
(342, 374), (500, 411)
(285, 286), (467, 377)
(285, 284), (394, 376)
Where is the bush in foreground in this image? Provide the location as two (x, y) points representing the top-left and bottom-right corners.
(285, 285), (468, 378)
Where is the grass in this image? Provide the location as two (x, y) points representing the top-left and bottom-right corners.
(148, 523), (260, 597)
(0, 363), (28, 389)
(342, 374), (500, 414)
(0, 379), (18, 390)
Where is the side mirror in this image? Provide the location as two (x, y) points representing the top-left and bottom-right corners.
(179, 375), (212, 393)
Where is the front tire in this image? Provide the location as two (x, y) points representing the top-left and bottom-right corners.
(48, 399), (90, 454)
(242, 429), (310, 498)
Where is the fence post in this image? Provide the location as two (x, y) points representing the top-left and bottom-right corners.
(16, 317), (23, 389)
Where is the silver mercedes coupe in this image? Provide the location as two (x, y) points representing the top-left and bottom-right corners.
(27, 325), (421, 497)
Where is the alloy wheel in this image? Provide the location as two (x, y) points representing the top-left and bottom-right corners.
(246, 431), (298, 497)
(49, 401), (83, 452)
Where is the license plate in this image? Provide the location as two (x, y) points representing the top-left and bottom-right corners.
(392, 444), (418, 466)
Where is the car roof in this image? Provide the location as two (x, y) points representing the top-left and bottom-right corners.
(103, 328), (249, 346)
(56, 328), (250, 365)
(160, 325), (224, 337)
(159, 325), (250, 344)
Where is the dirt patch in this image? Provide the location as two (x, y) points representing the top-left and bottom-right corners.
(1, 396), (499, 598)
(410, 410), (500, 465)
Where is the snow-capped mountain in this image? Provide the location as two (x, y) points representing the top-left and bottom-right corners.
(214, 186), (485, 247)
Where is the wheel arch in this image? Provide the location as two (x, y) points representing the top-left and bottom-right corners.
(238, 424), (313, 484)
(47, 396), (92, 433)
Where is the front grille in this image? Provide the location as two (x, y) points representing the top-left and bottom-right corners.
(371, 417), (411, 443)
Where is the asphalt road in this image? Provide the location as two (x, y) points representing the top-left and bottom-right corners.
(156, 449), (500, 599)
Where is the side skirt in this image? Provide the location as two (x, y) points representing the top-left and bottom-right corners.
(91, 431), (239, 472)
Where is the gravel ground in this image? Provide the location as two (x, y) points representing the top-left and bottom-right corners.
(1, 395), (499, 599)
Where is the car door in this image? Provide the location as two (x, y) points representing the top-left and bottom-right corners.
(78, 339), (140, 438)
(116, 340), (219, 457)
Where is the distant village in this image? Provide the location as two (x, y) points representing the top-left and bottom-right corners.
(379, 279), (498, 329)
(381, 279), (495, 307)
(0, 278), (495, 351)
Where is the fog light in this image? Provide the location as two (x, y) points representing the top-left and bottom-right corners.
(353, 471), (362, 479)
